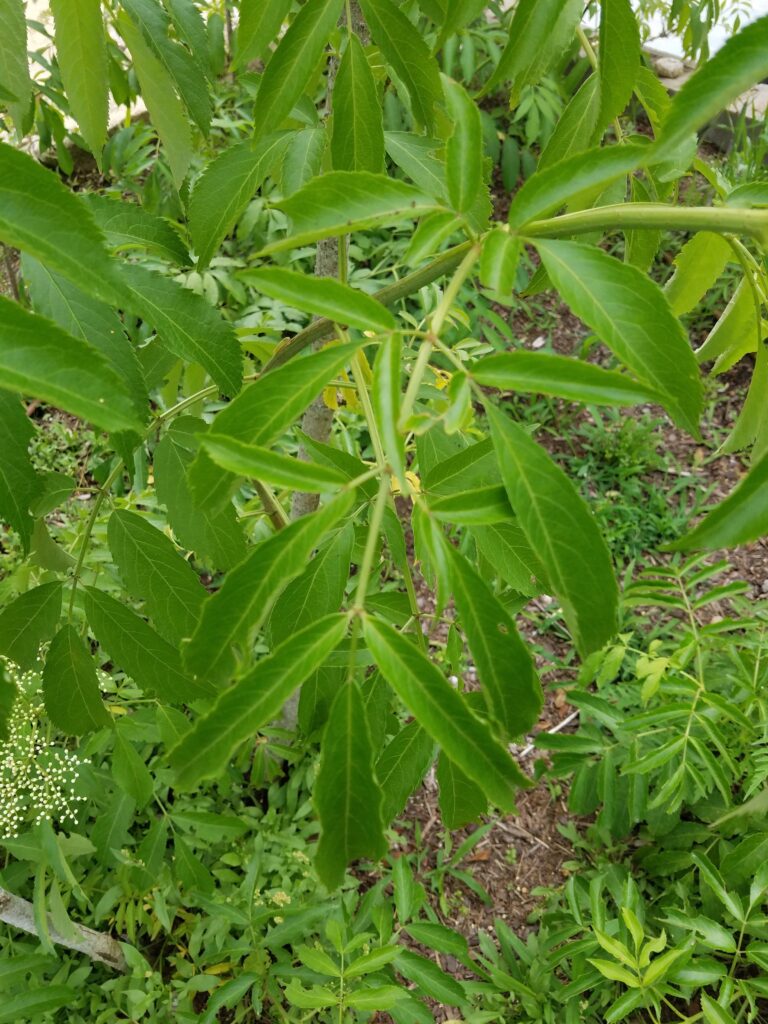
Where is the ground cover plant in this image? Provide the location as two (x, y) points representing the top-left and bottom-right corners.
(1, 0), (768, 1020)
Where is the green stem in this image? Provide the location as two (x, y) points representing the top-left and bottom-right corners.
(353, 475), (390, 613)
(263, 241), (474, 373)
(524, 203), (768, 244)
(67, 458), (124, 619)
(575, 24), (624, 143)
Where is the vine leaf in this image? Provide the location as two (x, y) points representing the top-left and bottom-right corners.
(172, 615), (348, 789)
(42, 626), (111, 734)
(488, 405), (618, 656)
(314, 678), (387, 888)
(364, 617), (527, 811)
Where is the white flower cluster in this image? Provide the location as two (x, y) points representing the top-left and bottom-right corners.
(0, 658), (90, 840)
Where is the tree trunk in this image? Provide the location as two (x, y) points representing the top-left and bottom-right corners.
(0, 886), (128, 971)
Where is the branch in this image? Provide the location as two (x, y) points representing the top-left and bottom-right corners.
(524, 202), (768, 244)
(0, 887), (128, 972)
(263, 241), (474, 374)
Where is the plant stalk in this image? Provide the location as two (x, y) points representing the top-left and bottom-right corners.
(524, 202), (768, 244)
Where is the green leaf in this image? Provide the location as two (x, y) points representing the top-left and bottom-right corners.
(587, 958), (639, 987)
(154, 427), (246, 570)
(117, 10), (192, 188)
(30, 471), (76, 517)
(22, 255), (147, 418)
(436, 751), (487, 828)
(83, 586), (214, 703)
(598, 0), (640, 129)
(474, 351), (664, 407)
(672, 451), (768, 551)
(30, 520), (75, 574)
(42, 625), (111, 734)
(539, 74), (600, 170)
(0, 391), (39, 551)
(112, 731), (153, 807)
(0, 0), (31, 129)
(233, 0), (292, 68)
(471, 521), (546, 594)
(663, 232), (732, 317)
(83, 194), (189, 264)
(189, 341), (362, 509)
(656, 16), (768, 158)
(116, 263), (242, 397)
(444, 78), (483, 214)
(508, 143), (645, 228)
(315, 679), (387, 888)
(284, 980), (338, 1010)
(200, 434), (346, 493)
(535, 239), (703, 434)
(269, 523), (354, 646)
(384, 132), (447, 200)
(484, 0), (582, 103)
(280, 126), (327, 195)
(0, 583), (62, 671)
(364, 617), (525, 811)
(447, 544), (541, 739)
(359, 0), (442, 131)
(184, 492), (353, 684)
(488, 405), (618, 655)
(50, 0), (108, 158)
(479, 228), (520, 295)
(344, 986), (403, 1010)
(0, 298), (143, 434)
(189, 133), (291, 270)
(244, 267), (395, 331)
(372, 333), (407, 487)
(252, 0), (343, 142)
(172, 615), (348, 789)
(376, 719), (434, 824)
(265, 171), (441, 254)
(107, 510), (207, 646)
(428, 485), (513, 526)
(344, 947), (401, 978)
(395, 949), (466, 1005)
(701, 994), (737, 1024)
(695, 277), (756, 371)
(0, 142), (118, 306)
(0, 988), (75, 1024)
(164, 0), (209, 70)
(331, 33), (385, 173)
(122, 0), (210, 134)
